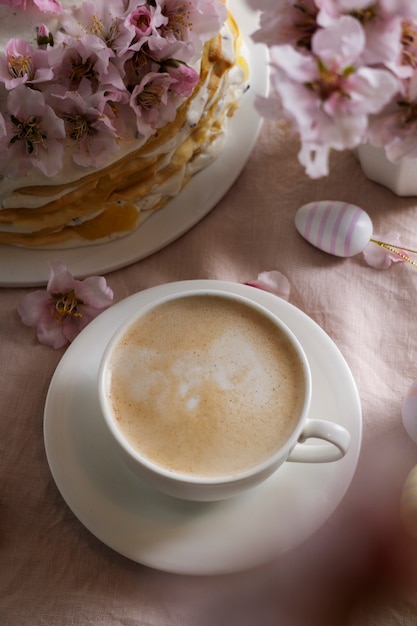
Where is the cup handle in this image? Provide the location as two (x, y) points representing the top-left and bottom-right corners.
(287, 419), (351, 463)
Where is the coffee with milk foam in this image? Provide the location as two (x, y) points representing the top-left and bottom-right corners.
(105, 295), (304, 477)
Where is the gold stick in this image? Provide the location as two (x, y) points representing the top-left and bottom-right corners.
(370, 238), (417, 269)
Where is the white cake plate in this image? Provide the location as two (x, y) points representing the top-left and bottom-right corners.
(44, 281), (362, 576)
(0, 0), (269, 287)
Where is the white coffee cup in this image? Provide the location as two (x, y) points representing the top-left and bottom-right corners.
(98, 287), (350, 501)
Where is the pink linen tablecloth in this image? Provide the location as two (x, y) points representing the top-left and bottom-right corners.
(2, 119), (417, 625)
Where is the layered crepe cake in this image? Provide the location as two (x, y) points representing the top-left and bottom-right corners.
(0, 0), (248, 247)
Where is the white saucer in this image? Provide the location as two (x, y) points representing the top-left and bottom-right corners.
(43, 281), (362, 575)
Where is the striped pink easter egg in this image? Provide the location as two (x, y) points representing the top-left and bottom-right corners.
(295, 201), (373, 257)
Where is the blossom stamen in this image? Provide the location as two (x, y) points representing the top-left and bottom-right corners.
(137, 85), (164, 109)
(63, 113), (94, 142)
(125, 49), (152, 82)
(52, 290), (83, 322)
(105, 20), (120, 48)
(89, 14), (104, 36)
(8, 53), (33, 79)
(349, 7), (377, 23)
(69, 57), (98, 87)
(293, 3), (319, 50)
(9, 114), (46, 155)
(306, 60), (352, 101)
(401, 20), (417, 69)
(85, 13), (120, 49)
(397, 99), (417, 126)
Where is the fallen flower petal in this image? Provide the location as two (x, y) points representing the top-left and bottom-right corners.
(363, 232), (410, 269)
(245, 270), (291, 301)
(17, 261), (113, 348)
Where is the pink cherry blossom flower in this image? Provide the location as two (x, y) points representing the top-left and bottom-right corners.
(56, 34), (125, 93)
(265, 16), (399, 177)
(120, 1), (165, 56)
(316, 0), (417, 69)
(0, 38), (55, 90)
(382, 19), (417, 81)
(123, 3), (167, 58)
(17, 262), (113, 349)
(245, 271), (291, 301)
(151, 0), (227, 63)
(363, 232), (410, 269)
(59, 0), (133, 54)
(367, 73), (417, 161)
(146, 33), (194, 64)
(130, 71), (179, 136)
(251, 0), (319, 51)
(128, 4), (158, 39)
(1, 85), (65, 177)
(123, 48), (160, 90)
(50, 81), (121, 168)
(162, 0), (227, 40)
(163, 59), (199, 97)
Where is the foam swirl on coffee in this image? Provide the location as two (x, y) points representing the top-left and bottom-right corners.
(105, 295), (305, 478)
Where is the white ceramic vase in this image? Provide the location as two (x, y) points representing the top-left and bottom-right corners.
(356, 143), (417, 196)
